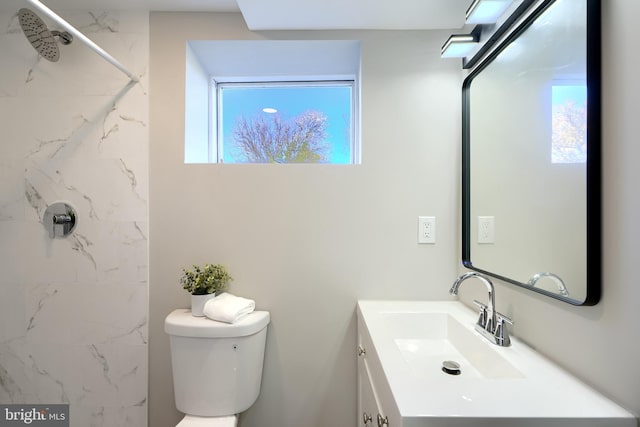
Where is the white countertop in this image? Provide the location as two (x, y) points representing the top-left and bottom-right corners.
(357, 300), (636, 425)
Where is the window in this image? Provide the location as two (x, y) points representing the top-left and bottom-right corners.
(216, 81), (355, 164)
(184, 40), (361, 164)
(551, 84), (587, 164)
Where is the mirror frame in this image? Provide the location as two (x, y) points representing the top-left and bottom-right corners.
(461, 0), (601, 305)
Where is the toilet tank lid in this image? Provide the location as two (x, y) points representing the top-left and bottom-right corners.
(164, 309), (270, 338)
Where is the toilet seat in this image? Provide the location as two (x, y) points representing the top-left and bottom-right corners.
(176, 415), (237, 427)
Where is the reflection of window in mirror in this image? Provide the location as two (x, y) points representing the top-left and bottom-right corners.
(551, 83), (587, 164)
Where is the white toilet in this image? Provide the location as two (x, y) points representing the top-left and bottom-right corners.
(165, 309), (270, 427)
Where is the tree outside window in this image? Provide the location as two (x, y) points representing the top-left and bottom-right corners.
(217, 82), (354, 164)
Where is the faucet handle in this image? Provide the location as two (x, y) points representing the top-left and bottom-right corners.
(496, 312), (513, 325)
(472, 300), (488, 329)
(472, 300), (487, 309)
(494, 312), (514, 347)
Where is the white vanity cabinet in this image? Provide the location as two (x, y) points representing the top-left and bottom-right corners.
(357, 353), (380, 427)
(357, 314), (400, 427)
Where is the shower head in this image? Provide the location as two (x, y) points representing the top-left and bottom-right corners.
(18, 8), (73, 62)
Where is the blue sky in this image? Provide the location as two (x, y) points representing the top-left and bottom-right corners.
(551, 84), (586, 106)
(219, 84), (353, 163)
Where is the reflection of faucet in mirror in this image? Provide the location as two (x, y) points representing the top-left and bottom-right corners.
(450, 272), (513, 347)
(528, 272), (569, 297)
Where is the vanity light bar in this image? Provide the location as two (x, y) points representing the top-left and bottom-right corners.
(441, 33), (479, 58)
(466, 0), (514, 24)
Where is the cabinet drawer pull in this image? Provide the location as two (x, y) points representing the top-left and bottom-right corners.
(362, 412), (373, 425)
(358, 345), (366, 357)
(377, 414), (389, 426)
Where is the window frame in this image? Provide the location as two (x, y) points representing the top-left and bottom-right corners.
(184, 40), (361, 164)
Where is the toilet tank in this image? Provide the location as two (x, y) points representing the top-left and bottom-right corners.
(165, 309), (270, 417)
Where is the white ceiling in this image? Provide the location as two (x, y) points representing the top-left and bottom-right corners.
(4, 0), (473, 30)
(236, 0), (472, 30)
(41, 0), (241, 12)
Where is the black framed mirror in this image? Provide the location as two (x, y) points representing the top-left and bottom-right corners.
(462, 0), (601, 305)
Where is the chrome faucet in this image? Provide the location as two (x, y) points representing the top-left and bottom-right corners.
(450, 272), (513, 347)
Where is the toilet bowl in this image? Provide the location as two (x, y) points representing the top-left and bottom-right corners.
(165, 309), (270, 427)
(176, 414), (237, 427)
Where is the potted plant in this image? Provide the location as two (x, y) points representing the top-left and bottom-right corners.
(180, 263), (232, 316)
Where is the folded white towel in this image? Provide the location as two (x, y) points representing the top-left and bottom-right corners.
(203, 292), (255, 324)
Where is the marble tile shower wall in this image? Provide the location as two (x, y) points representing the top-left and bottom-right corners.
(0, 9), (149, 426)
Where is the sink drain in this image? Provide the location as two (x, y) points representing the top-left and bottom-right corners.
(442, 360), (461, 375)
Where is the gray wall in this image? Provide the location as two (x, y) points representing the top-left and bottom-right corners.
(149, 13), (462, 427)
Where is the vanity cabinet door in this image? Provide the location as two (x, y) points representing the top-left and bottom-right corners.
(357, 338), (396, 426)
(357, 354), (378, 427)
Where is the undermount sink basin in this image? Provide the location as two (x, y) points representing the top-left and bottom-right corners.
(357, 300), (636, 426)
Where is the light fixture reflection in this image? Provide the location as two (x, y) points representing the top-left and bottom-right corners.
(466, 0), (513, 24)
(441, 33), (479, 58)
(262, 107), (278, 113)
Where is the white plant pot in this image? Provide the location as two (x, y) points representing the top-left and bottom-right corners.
(191, 293), (217, 317)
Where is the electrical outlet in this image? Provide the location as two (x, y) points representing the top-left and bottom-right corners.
(478, 216), (495, 244)
(418, 216), (436, 244)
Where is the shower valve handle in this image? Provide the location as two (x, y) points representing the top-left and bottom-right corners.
(52, 214), (73, 224)
(44, 202), (77, 238)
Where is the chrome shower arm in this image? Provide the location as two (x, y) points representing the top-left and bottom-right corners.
(24, 0), (139, 82)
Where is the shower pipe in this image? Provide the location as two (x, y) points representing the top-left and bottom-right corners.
(24, 0), (139, 82)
